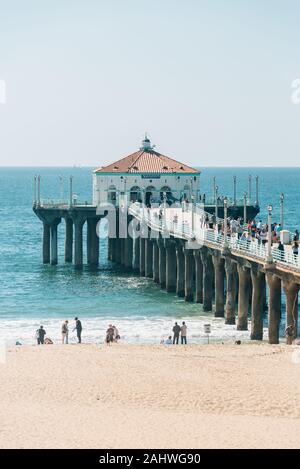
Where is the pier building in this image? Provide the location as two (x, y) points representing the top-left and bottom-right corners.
(92, 135), (200, 207)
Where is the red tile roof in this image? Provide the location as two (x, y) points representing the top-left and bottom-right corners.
(94, 150), (200, 174)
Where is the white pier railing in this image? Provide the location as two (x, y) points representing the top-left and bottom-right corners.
(129, 203), (300, 273)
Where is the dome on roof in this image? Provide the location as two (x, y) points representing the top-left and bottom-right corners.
(140, 133), (153, 151)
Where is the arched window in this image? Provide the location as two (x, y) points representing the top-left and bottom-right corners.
(145, 185), (156, 206)
(160, 185), (172, 202)
(108, 185), (117, 205)
(130, 186), (141, 203)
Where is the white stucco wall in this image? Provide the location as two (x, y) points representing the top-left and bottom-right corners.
(93, 172), (201, 206)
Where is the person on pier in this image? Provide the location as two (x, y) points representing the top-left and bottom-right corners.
(292, 241), (299, 260)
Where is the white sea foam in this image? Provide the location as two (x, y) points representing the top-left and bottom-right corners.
(0, 316), (266, 347)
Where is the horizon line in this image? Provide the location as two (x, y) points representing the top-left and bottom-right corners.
(1, 165), (300, 169)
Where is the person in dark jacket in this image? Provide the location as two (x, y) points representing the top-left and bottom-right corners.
(36, 326), (46, 345)
(74, 317), (82, 343)
(172, 322), (181, 345)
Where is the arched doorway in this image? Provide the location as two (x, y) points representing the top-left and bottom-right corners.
(160, 185), (172, 203)
(130, 186), (141, 203)
(145, 186), (156, 206)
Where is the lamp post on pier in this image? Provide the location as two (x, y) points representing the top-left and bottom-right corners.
(233, 175), (237, 205)
(191, 195), (195, 234)
(267, 204), (273, 264)
(215, 185), (219, 219)
(37, 175), (41, 207)
(213, 176), (216, 204)
(223, 196), (228, 247)
(190, 177), (194, 200)
(69, 176), (73, 207)
(142, 186), (146, 221)
(248, 175), (252, 202)
(255, 175), (259, 206)
(280, 193), (284, 229)
(124, 177), (127, 205)
(59, 176), (64, 201)
(34, 175), (37, 205)
(243, 192), (247, 224)
(163, 191), (167, 232)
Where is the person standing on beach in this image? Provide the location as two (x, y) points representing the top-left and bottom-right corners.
(62, 320), (69, 344)
(36, 326), (46, 345)
(106, 324), (114, 345)
(73, 317), (82, 343)
(113, 325), (120, 342)
(180, 321), (187, 344)
(172, 322), (181, 344)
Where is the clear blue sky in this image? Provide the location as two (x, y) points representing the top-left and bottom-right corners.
(1, 0), (300, 167)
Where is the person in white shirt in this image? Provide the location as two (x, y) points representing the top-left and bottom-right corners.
(230, 218), (237, 234)
(181, 321), (187, 344)
(61, 320), (69, 344)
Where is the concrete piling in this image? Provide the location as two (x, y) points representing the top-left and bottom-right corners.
(266, 272), (281, 344)
(201, 248), (213, 312)
(194, 250), (203, 303)
(132, 236), (140, 271)
(158, 239), (166, 289)
(152, 242), (159, 283)
(166, 241), (177, 293)
(176, 243), (185, 297)
(212, 252), (225, 317)
(184, 248), (194, 302)
(250, 265), (265, 340)
(65, 218), (73, 263)
(224, 258), (237, 324)
(283, 278), (299, 344)
(145, 238), (153, 278)
(43, 222), (51, 264)
(74, 219), (84, 268)
(139, 237), (146, 276)
(50, 219), (60, 265)
(124, 236), (133, 269)
(237, 263), (251, 330)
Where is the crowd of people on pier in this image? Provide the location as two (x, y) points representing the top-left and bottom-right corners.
(199, 212), (300, 259)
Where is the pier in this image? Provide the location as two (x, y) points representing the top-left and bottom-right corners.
(34, 197), (300, 346)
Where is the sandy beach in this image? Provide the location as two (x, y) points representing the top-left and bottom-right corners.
(1, 342), (300, 449)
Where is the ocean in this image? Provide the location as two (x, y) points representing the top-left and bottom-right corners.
(0, 167), (299, 346)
